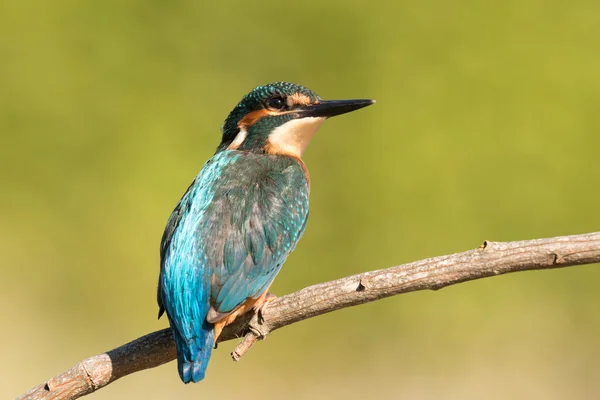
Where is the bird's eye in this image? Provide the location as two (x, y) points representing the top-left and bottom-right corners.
(266, 96), (286, 110)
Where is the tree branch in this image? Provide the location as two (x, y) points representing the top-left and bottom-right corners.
(19, 232), (600, 400)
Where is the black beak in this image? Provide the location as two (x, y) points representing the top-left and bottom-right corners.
(297, 99), (375, 118)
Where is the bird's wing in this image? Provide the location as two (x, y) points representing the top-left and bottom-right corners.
(158, 152), (309, 321)
(157, 179), (196, 319)
(198, 158), (309, 317)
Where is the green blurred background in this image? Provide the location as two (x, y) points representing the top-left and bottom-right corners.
(2, 0), (600, 398)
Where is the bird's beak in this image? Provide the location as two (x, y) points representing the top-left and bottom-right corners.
(297, 99), (375, 119)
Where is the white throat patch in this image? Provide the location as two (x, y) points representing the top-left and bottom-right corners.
(228, 127), (248, 150)
(267, 117), (326, 157)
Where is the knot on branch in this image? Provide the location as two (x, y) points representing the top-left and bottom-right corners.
(356, 278), (366, 292)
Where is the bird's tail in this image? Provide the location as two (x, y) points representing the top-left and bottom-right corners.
(171, 318), (215, 383)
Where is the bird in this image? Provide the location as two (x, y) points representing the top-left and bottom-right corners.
(157, 82), (374, 383)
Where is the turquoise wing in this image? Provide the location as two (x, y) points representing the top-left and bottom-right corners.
(159, 150), (309, 322)
(197, 153), (309, 316)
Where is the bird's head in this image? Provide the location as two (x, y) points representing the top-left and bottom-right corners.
(217, 82), (374, 157)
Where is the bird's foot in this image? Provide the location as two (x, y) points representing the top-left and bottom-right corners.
(254, 292), (277, 324)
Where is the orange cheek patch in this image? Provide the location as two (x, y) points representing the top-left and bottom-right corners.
(238, 109), (275, 129)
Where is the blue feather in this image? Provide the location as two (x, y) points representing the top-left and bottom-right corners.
(158, 150), (309, 382)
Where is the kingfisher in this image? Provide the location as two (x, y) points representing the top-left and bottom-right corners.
(157, 82), (374, 383)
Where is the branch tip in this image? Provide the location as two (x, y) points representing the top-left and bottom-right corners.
(231, 333), (260, 361)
